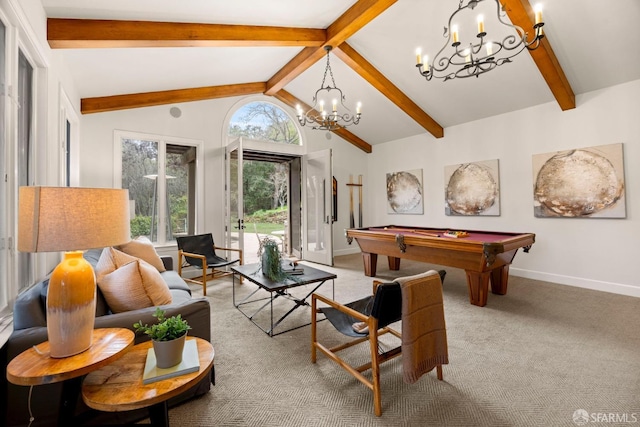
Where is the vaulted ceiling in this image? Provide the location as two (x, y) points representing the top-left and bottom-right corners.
(41, 0), (640, 153)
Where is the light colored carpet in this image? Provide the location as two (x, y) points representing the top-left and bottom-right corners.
(165, 254), (640, 426)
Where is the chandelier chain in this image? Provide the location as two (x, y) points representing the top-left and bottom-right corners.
(320, 49), (337, 91)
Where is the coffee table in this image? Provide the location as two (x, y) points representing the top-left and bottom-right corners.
(82, 336), (214, 427)
(6, 327), (135, 425)
(231, 262), (336, 336)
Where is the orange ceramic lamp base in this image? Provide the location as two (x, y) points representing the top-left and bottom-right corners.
(47, 251), (97, 358)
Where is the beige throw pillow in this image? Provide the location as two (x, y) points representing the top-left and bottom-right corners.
(117, 236), (166, 272)
(98, 259), (172, 313)
(94, 247), (139, 283)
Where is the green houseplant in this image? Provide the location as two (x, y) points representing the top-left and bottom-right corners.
(134, 307), (191, 368)
(259, 237), (300, 282)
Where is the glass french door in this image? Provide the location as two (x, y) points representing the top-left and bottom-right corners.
(302, 149), (333, 266)
(225, 138), (245, 258)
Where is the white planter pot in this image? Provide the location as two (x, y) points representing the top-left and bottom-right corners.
(152, 333), (187, 368)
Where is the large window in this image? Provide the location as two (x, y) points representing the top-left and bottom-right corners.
(226, 100), (302, 217)
(0, 20), (7, 311)
(228, 101), (301, 145)
(117, 132), (202, 245)
(59, 88), (79, 187)
(0, 5), (47, 318)
(17, 49), (33, 293)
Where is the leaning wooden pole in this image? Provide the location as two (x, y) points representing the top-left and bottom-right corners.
(357, 174), (363, 228)
(346, 175), (355, 244)
(348, 174), (355, 229)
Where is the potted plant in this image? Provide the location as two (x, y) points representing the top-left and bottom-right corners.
(260, 237), (283, 280)
(258, 237), (302, 282)
(134, 307), (191, 368)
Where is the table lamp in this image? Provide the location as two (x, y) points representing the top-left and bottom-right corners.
(18, 186), (131, 358)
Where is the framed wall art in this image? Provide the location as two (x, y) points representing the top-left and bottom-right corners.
(532, 143), (626, 218)
(386, 169), (423, 214)
(444, 159), (500, 216)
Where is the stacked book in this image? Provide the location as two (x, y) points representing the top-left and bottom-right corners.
(142, 339), (200, 384)
(281, 262), (304, 275)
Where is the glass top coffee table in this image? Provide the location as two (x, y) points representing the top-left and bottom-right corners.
(231, 263), (336, 337)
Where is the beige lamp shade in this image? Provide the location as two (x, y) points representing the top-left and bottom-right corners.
(18, 186), (131, 358)
(18, 186), (131, 252)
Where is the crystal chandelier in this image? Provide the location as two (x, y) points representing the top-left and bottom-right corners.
(415, 0), (544, 81)
(297, 46), (361, 131)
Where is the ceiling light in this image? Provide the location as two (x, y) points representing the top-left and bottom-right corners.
(297, 46), (361, 131)
(415, 0), (545, 81)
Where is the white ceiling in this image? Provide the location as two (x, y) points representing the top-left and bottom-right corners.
(41, 0), (640, 146)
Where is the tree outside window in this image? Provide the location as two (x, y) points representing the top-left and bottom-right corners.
(122, 139), (194, 242)
(229, 102), (300, 145)
(228, 102), (300, 219)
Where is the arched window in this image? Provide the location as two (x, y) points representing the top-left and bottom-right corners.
(228, 101), (301, 145)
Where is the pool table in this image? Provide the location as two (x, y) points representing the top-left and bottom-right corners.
(346, 225), (535, 307)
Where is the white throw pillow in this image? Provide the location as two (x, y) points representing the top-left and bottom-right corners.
(94, 247), (140, 284)
(116, 236), (166, 272)
(97, 259), (172, 313)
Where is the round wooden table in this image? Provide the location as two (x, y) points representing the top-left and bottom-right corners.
(82, 337), (214, 427)
(6, 327), (135, 424)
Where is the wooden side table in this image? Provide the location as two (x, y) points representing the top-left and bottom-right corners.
(6, 327), (135, 425)
(82, 336), (214, 427)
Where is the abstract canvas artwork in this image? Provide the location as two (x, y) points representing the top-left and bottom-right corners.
(445, 159), (500, 216)
(386, 169), (423, 214)
(532, 143), (626, 218)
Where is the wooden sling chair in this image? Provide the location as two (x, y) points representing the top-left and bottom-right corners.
(176, 233), (243, 296)
(311, 270), (448, 416)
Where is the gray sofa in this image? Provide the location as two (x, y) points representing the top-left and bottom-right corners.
(1, 248), (213, 427)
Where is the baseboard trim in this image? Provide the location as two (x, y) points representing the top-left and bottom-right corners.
(334, 247), (362, 257)
(332, 252), (640, 299)
(511, 268), (640, 299)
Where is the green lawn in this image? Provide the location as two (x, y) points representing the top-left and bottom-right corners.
(248, 222), (284, 234)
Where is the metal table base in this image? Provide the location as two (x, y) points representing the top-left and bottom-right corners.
(232, 264), (336, 337)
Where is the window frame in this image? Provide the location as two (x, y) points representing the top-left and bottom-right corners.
(113, 130), (205, 247)
(59, 84), (79, 187)
(223, 96), (305, 157)
(0, 15), (8, 314)
(0, 0), (49, 316)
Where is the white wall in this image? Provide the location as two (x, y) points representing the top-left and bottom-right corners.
(16, 0), (636, 296)
(78, 96), (369, 258)
(368, 79), (640, 297)
(78, 80), (640, 297)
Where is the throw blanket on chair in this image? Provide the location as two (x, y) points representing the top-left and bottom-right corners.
(396, 270), (449, 384)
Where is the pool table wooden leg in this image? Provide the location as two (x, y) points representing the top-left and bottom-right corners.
(465, 271), (490, 307)
(490, 265), (509, 295)
(362, 253), (378, 277)
(388, 256), (401, 271)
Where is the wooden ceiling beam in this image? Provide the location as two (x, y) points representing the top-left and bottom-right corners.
(324, 0), (398, 47)
(265, 0), (397, 95)
(81, 82), (266, 114)
(334, 43), (444, 139)
(52, 2), (391, 152)
(264, 47), (327, 96)
(48, 18), (326, 48)
(272, 90), (372, 153)
(502, 0), (575, 110)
